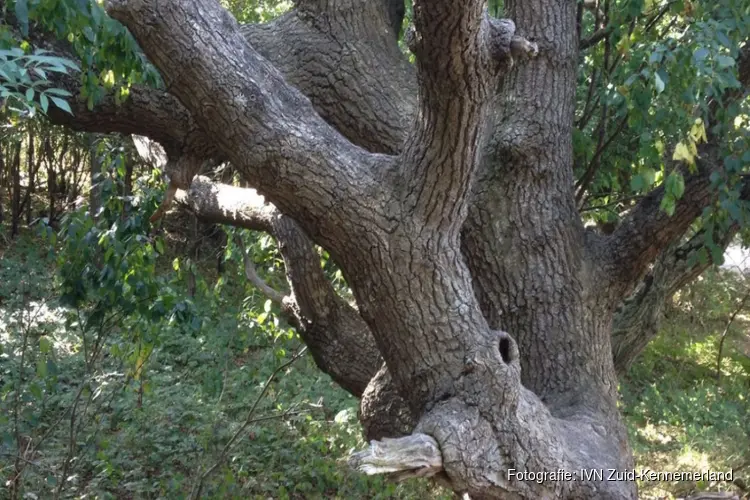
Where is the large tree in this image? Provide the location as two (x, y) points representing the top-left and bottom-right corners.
(4, 0), (750, 498)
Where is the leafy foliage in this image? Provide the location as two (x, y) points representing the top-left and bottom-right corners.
(219, 0), (293, 23)
(575, 0), (750, 236)
(7, 0), (161, 110)
(0, 47), (77, 117)
(0, 141), (450, 498)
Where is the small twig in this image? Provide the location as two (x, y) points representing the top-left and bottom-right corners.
(576, 113), (629, 204)
(149, 180), (177, 223)
(54, 381), (90, 500)
(10, 285), (45, 498)
(235, 235), (286, 304)
(580, 26), (610, 50)
(189, 346), (308, 499)
(580, 193), (644, 212)
(0, 453), (55, 475)
(716, 288), (750, 384)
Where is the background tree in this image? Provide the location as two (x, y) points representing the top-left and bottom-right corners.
(1, 0), (749, 498)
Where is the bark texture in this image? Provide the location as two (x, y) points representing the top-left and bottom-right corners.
(14, 0), (749, 498)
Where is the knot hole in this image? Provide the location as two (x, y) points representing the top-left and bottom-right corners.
(498, 336), (512, 363)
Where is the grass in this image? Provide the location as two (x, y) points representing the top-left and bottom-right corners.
(1, 226), (749, 499)
(622, 269), (750, 499)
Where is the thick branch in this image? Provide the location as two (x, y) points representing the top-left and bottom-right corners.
(242, 1), (415, 154)
(611, 175), (750, 373)
(611, 229), (735, 375)
(600, 160), (717, 297)
(171, 175), (381, 396)
(295, 0), (405, 39)
(1, 8), (216, 164)
(106, 0), (387, 252)
(400, 4), (517, 229)
(348, 433), (442, 479)
(239, 241), (288, 304)
(47, 86), (217, 161)
(460, 0), (601, 412)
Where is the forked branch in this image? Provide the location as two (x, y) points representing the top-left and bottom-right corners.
(105, 0), (387, 251)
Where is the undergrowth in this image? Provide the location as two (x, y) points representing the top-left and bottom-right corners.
(1, 221), (748, 499)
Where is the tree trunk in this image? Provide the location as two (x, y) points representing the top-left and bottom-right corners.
(24, 127), (35, 225)
(87, 134), (102, 218)
(10, 141), (21, 237)
(44, 137), (57, 223)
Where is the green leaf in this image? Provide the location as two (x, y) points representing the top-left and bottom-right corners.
(49, 95), (73, 114)
(654, 70), (668, 94)
(654, 74), (664, 93)
(14, 0), (29, 36)
(631, 174), (645, 192)
(716, 55), (735, 68)
(29, 381), (43, 399)
(693, 47), (709, 62)
(36, 358), (47, 378)
(40, 92), (49, 113)
(716, 32), (731, 49)
(39, 336), (52, 354)
(25, 86), (34, 102)
(660, 194), (676, 216)
(666, 172), (685, 199)
(44, 88), (73, 97)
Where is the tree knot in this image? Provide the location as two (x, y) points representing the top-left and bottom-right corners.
(485, 17), (538, 70)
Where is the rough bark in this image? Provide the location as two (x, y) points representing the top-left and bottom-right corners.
(611, 231), (729, 375)
(244, 0), (414, 153)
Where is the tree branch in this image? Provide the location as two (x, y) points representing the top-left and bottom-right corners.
(611, 228), (736, 374)
(237, 236), (287, 305)
(242, 1), (415, 154)
(600, 42), (750, 299)
(600, 160), (719, 296)
(169, 174), (382, 396)
(400, 4), (534, 229)
(105, 0), (387, 251)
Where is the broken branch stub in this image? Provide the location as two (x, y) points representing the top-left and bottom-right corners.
(348, 433), (443, 480)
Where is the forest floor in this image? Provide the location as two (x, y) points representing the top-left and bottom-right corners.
(1, 227), (749, 499)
